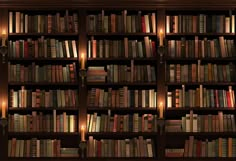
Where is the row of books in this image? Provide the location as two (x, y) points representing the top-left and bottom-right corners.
(8, 112), (77, 132)
(87, 113), (158, 132)
(167, 63), (235, 83)
(87, 10), (156, 33)
(8, 63), (77, 83)
(9, 11), (79, 33)
(8, 138), (79, 157)
(166, 14), (235, 33)
(87, 64), (156, 83)
(87, 136), (155, 157)
(167, 85), (235, 109)
(8, 38), (78, 58)
(87, 87), (157, 108)
(166, 112), (235, 132)
(88, 36), (156, 58)
(167, 37), (235, 58)
(9, 87), (79, 108)
(166, 136), (236, 157)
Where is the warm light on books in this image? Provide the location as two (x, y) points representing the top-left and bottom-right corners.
(81, 125), (85, 141)
(1, 29), (6, 46)
(81, 53), (85, 69)
(2, 101), (6, 119)
(159, 102), (164, 119)
(159, 29), (164, 46)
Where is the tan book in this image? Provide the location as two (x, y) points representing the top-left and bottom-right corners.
(144, 15), (150, 33)
(188, 136), (194, 157)
(219, 36), (226, 57)
(92, 37), (97, 58)
(9, 12), (13, 33)
(151, 13), (156, 33)
(15, 12), (21, 33)
(166, 15), (170, 33)
(11, 138), (17, 157)
(144, 36), (150, 57)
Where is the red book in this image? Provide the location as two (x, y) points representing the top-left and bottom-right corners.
(196, 140), (202, 157)
(152, 41), (156, 57)
(24, 41), (28, 58)
(97, 140), (101, 157)
(141, 16), (146, 33)
(226, 91), (232, 108)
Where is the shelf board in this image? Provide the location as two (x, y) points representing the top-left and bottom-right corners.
(166, 107), (235, 112)
(8, 82), (79, 86)
(8, 132), (79, 137)
(7, 157), (157, 161)
(87, 107), (157, 113)
(87, 82), (157, 86)
(87, 57), (157, 61)
(6, 157), (236, 161)
(8, 33), (79, 36)
(165, 132), (236, 137)
(8, 58), (78, 61)
(87, 132), (158, 137)
(7, 157), (80, 160)
(166, 82), (236, 86)
(8, 107), (78, 112)
(164, 158), (236, 161)
(165, 57), (236, 62)
(87, 32), (157, 36)
(166, 33), (235, 36)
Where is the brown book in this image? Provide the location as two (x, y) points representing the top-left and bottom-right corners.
(111, 14), (116, 32)
(188, 136), (194, 157)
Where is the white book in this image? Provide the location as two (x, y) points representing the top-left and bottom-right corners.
(167, 92), (172, 108)
(231, 15), (235, 33)
(146, 139), (153, 157)
(65, 40), (70, 58)
(142, 90), (145, 108)
(69, 115), (75, 132)
(185, 114), (190, 132)
(72, 40), (78, 58)
(95, 116), (101, 132)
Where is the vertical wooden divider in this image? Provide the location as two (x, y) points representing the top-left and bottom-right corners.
(157, 8), (166, 160)
(78, 9), (88, 141)
(0, 8), (9, 160)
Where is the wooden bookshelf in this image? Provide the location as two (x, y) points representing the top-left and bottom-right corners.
(0, 0), (235, 161)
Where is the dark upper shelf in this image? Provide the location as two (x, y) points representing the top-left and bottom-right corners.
(8, 82), (79, 86)
(87, 32), (157, 36)
(87, 82), (157, 86)
(166, 33), (235, 36)
(166, 82), (236, 86)
(8, 58), (78, 61)
(8, 33), (79, 37)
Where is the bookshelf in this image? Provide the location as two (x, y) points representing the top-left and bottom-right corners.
(0, 0), (235, 161)
(86, 9), (158, 158)
(164, 9), (236, 158)
(7, 9), (80, 158)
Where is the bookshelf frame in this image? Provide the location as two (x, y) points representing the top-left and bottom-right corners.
(0, 0), (235, 161)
